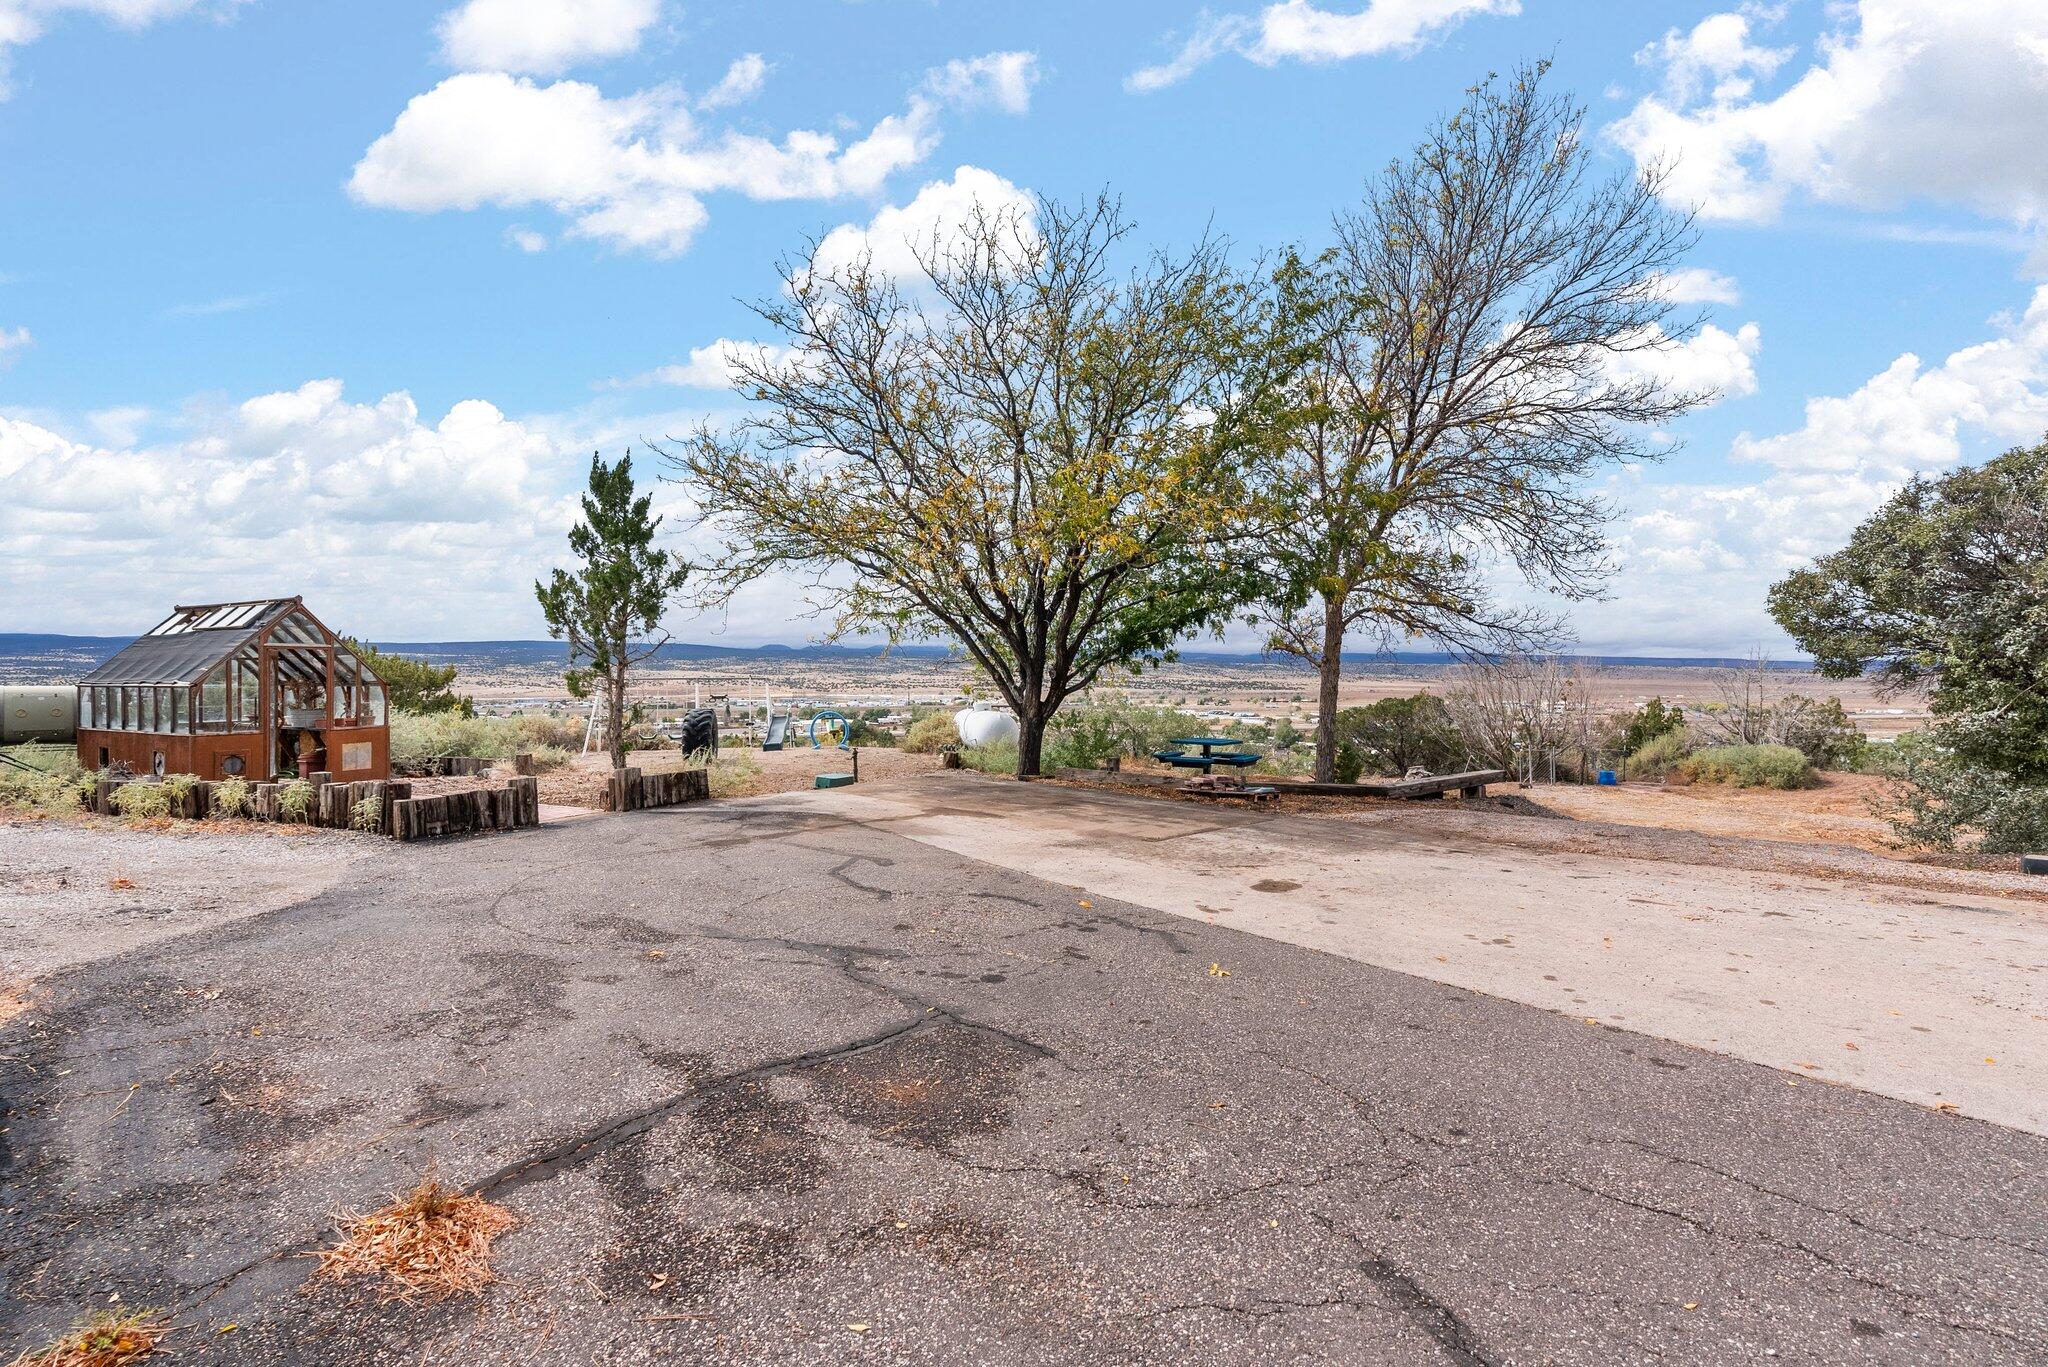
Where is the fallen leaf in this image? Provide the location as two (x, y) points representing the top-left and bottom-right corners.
(108, 877), (137, 890)
(1078, 900), (1092, 909)
(1985, 1057), (1996, 1065)
(1843, 1042), (1860, 1051)
(1584, 1018), (1599, 1025)
(217, 1324), (239, 1335)
(1682, 1301), (1699, 1312)
(1886, 1009), (1902, 1017)
(1797, 1062), (1819, 1070)
(847, 1323), (870, 1334)
(1434, 955), (1450, 963)
(1207, 963), (1231, 978)
(645, 950), (668, 961)
(648, 1273), (669, 1290)
(1933, 1101), (1959, 1113)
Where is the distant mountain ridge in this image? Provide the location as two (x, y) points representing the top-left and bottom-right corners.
(0, 632), (1810, 674)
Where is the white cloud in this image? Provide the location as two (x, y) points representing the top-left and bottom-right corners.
(1608, 320), (1761, 401)
(0, 379), (585, 637)
(1610, 0), (2048, 229)
(1128, 0), (1517, 92)
(1652, 266), (1741, 306)
(504, 225), (548, 253)
(1578, 286), (2048, 652)
(0, 324), (29, 365)
(352, 52), (1031, 257)
(616, 338), (794, 390)
(1637, 9), (1791, 106)
(811, 165), (1035, 284)
(436, 0), (659, 76)
(923, 50), (1039, 114)
(698, 52), (766, 110)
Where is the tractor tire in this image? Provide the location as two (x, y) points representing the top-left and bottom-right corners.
(678, 707), (719, 758)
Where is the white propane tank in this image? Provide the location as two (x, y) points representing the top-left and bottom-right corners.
(953, 700), (1019, 747)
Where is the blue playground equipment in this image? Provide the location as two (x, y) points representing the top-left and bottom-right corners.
(809, 709), (853, 751)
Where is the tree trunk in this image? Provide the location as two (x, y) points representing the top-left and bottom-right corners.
(606, 666), (628, 772)
(1015, 708), (1047, 780)
(1313, 593), (1346, 783)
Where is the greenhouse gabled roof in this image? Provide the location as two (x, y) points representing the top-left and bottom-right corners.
(80, 599), (303, 686)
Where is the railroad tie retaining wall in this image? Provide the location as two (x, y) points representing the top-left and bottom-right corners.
(91, 771), (540, 842)
(602, 765), (709, 812)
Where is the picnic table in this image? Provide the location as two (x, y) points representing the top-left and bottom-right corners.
(1152, 735), (1262, 777)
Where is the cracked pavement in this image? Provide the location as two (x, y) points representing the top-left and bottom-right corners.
(3, 789), (2045, 1364)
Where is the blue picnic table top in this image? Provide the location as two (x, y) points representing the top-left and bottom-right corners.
(1154, 737), (1261, 774)
(1168, 735), (1245, 752)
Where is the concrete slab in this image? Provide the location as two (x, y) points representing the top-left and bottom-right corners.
(770, 775), (2048, 1134)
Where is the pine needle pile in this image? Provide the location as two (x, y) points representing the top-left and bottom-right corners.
(7, 1310), (172, 1367)
(314, 1177), (517, 1302)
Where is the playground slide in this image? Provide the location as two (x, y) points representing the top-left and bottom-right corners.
(763, 712), (790, 751)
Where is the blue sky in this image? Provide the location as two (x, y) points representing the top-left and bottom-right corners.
(4, 0), (2047, 654)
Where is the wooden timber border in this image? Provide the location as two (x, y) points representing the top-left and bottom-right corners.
(603, 765), (710, 812)
(90, 770), (541, 841)
(1049, 767), (1508, 800)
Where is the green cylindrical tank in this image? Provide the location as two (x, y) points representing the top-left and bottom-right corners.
(0, 686), (77, 744)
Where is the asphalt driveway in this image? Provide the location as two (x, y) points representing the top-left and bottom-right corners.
(3, 791), (2044, 1364)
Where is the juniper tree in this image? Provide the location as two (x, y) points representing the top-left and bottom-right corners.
(535, 451), (689, 771)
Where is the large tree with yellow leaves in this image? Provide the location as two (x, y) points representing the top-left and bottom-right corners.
(666, 195), (1311, 777)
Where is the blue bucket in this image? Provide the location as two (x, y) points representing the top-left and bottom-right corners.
(1597, 769), (1617, 786)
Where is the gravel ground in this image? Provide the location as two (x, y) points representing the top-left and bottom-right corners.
(0, 812), (384, 986)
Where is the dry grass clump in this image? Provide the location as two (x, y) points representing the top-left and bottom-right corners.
(6, 1309), (172, 1367)
(314, 1177), (517, 1302)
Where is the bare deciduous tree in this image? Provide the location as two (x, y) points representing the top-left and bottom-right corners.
(664, 196), (1309, 777)
(1443, 654), (1595, 784)
(1249, 63), (1713, 780)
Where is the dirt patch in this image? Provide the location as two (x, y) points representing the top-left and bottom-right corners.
(538, 746), (944, 808)
(1534, 773), (1903, 853)
(0, 819), (381, 984)
(806, 1023), (1033, 1152)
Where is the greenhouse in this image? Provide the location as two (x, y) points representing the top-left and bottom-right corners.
(75, 597), (389, 781)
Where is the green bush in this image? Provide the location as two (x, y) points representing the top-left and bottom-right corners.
(0, 757), (88, 815)
(526, 744), (574, 773)
(510, 713), (584, 751)
(211, 776), (252, 818)
(1043, 697), (1211, 769)
(1626, 728), (1694, 777)
(1769, 696), (1867, 769)
(388, 710), (516, 769)
(1881, 730), (2048, 855)
(902, 712), (959, 754)
(956, 740), (1019, 774)
(349, 794), (386, 833)
(1619, 698), (1687, 755)
(1334, 695), (1465, 777)
(1675, 744), (1813, 790)
(110, 780), (172, 820)
(277, 778), (317, 822)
